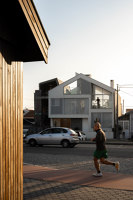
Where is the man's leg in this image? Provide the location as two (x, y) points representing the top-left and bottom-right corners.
(100, 157), (114, 165)
(94, 157), (100, 173)
(93, 157), (103, 176)
(100, 157), (120, 172)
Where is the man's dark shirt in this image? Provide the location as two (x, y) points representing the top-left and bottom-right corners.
(95, 129), (106, 151)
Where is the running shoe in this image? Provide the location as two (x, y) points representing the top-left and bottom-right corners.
(93, 172), (103, 177)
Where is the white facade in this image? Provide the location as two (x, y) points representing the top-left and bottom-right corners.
(118, 120), (129, 139)
(118, 111), (133, 139)
(49, 73), (115, 139)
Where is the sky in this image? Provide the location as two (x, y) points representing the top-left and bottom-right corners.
(23, 0), (133, 112)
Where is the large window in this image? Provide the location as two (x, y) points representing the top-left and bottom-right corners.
(64, 79), (91, 95)
(119, 121), (129, 130)
(51, 98), (89, 115)
(92, 85), (112, 109)
(51, 99), (63, 114)
(64, 99), (89, 114)
(91, 113), (112, 128)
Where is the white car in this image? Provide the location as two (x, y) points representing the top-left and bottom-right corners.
(76, 131), (87, 141)
(25, 127), (79, 148)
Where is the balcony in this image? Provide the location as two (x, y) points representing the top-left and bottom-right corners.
(92, 95), (112, 109)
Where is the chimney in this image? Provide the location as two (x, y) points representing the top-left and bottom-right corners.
(110, 80), (114, 88)
(86, 74), (92, 78)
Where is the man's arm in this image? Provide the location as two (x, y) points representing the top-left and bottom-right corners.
(91, 137), (96, 141)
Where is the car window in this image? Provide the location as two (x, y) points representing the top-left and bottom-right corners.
(52, 128), (62, 133)
(62, 128), (68, 133)
(42, 129), (53, 134)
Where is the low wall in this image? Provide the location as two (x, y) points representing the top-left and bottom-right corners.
(86, 131), (114, 139)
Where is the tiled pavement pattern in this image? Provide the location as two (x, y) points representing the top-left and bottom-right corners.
(23, 164), (133, 200)
(24, 178), (133, 200)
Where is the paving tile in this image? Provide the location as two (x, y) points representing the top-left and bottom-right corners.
(24, 164), (133, 191)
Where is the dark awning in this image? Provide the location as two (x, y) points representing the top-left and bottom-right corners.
(0, 0), (50, 63)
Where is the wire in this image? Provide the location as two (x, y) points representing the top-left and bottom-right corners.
(119, 84), (133, 86)
(118, 84), (133, 88)
(120, 90), (133, 96)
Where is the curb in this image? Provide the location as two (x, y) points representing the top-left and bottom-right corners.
(80, 140), (133, 145)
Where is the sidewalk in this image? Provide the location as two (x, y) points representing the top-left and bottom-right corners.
(23, 164), (133, 200)
(81, 139), (133, 145)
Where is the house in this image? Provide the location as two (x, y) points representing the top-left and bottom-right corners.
(49, 73), (122, 139)
(119, 110), (133, 139)
(34, 78), (63, 128)
(0, 0), (50, 199)
(23, 109), (35, 129)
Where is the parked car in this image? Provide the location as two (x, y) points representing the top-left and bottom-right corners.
(23, 129), (29, 140)
(24, 127), (79, 148)
(75, 130), (87, 141)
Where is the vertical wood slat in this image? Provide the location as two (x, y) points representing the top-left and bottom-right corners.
(10, 62), (13, 200)
(15, 62), (18, 199)
(2, 53), (6, 200)
(0, 40), (23, 200)
(20, 62), (23, 200)
(0, 44), (3, 200)
(12, 62), (16, 200)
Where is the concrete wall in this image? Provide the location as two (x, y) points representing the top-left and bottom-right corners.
(85, 131), (114, 139)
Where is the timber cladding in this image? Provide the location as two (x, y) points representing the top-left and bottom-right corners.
(0, 40), (23, 200)
(0, 0), (50, 199)
(18, 0), (50, 63)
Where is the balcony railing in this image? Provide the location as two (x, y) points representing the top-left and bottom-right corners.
(92, 95), (112, 109)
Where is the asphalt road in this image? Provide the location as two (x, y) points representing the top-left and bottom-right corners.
(23, 143), (133, 175)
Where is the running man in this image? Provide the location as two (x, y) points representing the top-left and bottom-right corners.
(91, 122), (120, 177)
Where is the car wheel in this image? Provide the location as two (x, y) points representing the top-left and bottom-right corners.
(29, 139), (37, 147)
(62, 140), (70, 148)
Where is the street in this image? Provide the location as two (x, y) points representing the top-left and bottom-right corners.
(23, 143), (133, 175)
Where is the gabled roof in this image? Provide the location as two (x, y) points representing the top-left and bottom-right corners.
(0, 0), (50, 63)
(39, 78), (63, 87)
(49, 73), (115, 94)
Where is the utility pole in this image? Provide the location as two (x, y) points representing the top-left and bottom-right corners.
(123, 99), (124, 114)
(116, 84), (119, 138)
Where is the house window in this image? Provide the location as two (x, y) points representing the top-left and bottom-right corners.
(91, 85), (112, 109)
(91, 113), (112, 128)
(64, 98), (89, 115)
(124, 121), (129, 130)
(119, 121), (129, 130)
(64, 78), (91, 95)
(50, 98), (89, 115)
(51, 99), (63, 114)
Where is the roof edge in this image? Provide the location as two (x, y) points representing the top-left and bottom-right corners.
(18, 0), (50, 63)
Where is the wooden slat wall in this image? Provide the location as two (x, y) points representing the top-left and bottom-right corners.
(0, 40), (23, 200)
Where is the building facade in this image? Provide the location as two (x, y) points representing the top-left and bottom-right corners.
(49, 73), (121, 139)
(34, 78), (63, 128)
(119, 111), (133, 139)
